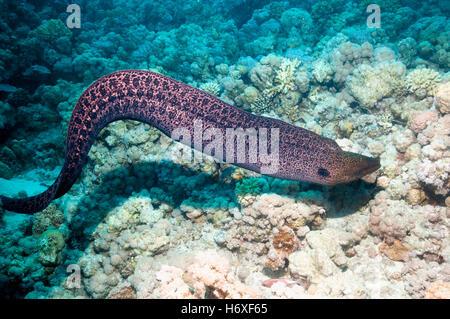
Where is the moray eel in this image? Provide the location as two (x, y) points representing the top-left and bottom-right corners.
(0, 70), (380, 214)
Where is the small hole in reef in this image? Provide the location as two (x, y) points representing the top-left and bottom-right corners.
(318, 168), (330, 177)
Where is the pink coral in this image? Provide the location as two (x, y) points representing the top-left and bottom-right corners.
(153, 265), (195, 299)
(425, 281), (450, 299)
(434, 82), (450, 114)
(409, 110), (439, 133)
(417, 114), (450, 145)
(187, 250), (261, 299)
(262, 278), (298, 288)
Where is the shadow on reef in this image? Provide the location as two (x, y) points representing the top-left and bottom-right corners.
(65, 159), (379, 256)
(66, 160), (223, 249)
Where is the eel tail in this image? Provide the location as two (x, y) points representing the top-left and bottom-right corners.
(0, 170), (64, 215)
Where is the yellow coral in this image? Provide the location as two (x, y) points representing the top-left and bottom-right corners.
(199, 81), (221, 96)
(265, 57), (301, 95)
(405, 68), (441, 98)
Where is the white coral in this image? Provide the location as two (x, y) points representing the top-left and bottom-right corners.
(415, 158), (450, 196)
(346, 61), (406, 108)
(312, 59), (333, 84)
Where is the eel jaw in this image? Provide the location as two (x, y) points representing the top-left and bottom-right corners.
(342, 151), (381, 182)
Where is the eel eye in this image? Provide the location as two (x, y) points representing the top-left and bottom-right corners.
(317, 168), (330, 177)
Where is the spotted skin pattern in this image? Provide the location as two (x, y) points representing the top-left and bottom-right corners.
(0, 70), (380, 214)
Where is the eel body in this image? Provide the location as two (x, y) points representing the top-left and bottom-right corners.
(0, 70), (380, 214)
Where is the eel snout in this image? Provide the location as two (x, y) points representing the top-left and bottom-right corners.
(339, 151), (381, 184)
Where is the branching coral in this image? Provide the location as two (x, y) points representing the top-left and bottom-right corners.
(249, 90), (275, 114)
(199, 81), (221, 96)
(405, 68), (441, 99)
(265, 57), (301, 96)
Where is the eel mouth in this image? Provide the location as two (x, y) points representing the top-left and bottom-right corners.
(342, 151), (381, 180)
(353, 155), (381, 177)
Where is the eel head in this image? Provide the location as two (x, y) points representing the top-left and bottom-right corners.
(314, 151), (381, 186)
